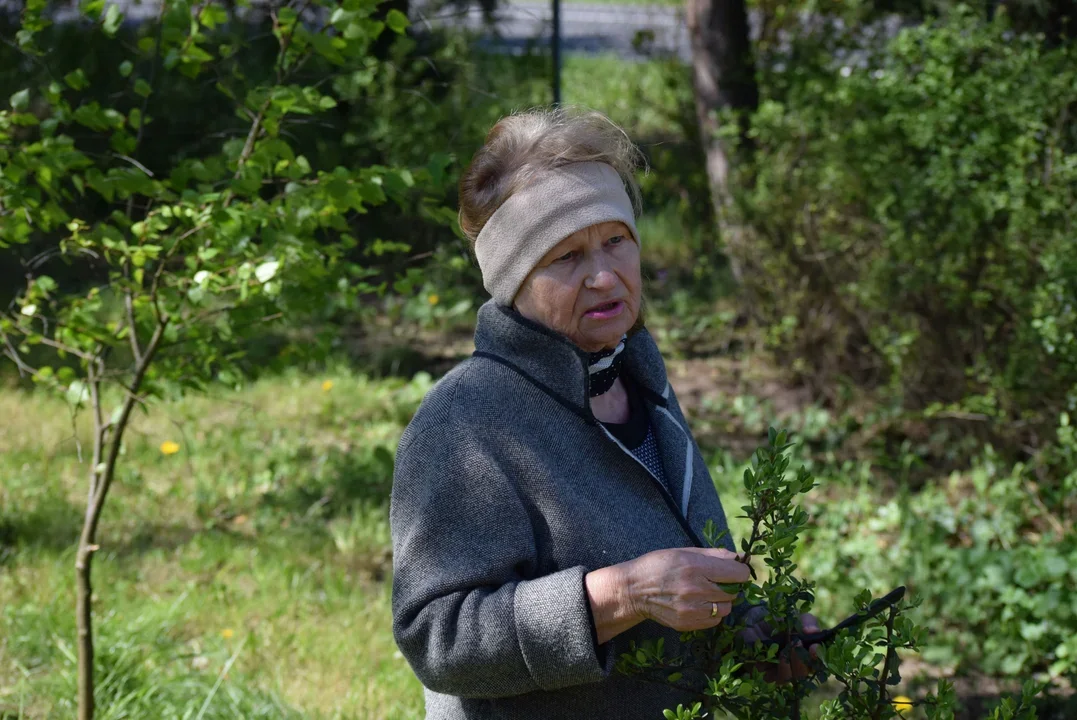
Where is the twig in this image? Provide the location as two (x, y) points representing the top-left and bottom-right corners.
(113, 154), (155, 177)
(1023, 476), (1066, 538)
(872, 607), (898, 720)
(86, 358), (104, 499)
(34, 335), (96, 361)
(0, 327), (37, 378)
(124, 262), (143, 365)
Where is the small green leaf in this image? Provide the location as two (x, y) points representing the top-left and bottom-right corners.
(10, 89), (29, 111)
(103, 4), (123, 36)
(20, 303), (37, 316)
(134, 79), (152, 98)
(199, 4), (228, 29)
(386, 8), (409, 34)
(64, 70), (89, 90)
(119, 60), (133, 77)
(66, 380), (89, 406)
(255, 261), (280, 283)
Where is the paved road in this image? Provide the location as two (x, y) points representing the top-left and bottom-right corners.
(413, 1), (907, 64)
(413, 1), (697, 61)
(3, 0), (903, 65)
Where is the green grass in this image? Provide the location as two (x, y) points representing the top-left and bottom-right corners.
(0, 371), (433, 719)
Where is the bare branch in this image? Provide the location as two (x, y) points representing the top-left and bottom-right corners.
(35, 335), (97, 361)
(114, 154), (155, 177)
(123, 262), (143, 365)
(87, 318), (167, 515)
(0, 326), (36, 379)
(86, 358), (105, 500)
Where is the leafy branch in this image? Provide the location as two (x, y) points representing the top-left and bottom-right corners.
(616, 429), (1045, 720)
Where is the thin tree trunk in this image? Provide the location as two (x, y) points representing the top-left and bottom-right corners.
(685, 0), (759, 284)
(76, 323), (166, 720)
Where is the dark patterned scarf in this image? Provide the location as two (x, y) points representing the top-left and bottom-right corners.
(587, 335), (627, 397)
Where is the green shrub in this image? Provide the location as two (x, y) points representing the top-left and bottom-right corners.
(732, 9), (1077, 451)
(801, 448), (1077, 684)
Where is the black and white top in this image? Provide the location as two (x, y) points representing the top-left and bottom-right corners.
(601, 377), (667, 487)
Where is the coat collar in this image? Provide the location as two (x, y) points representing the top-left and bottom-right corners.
(472, 300), (670, 423)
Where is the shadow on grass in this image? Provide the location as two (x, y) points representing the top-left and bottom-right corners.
(246, 444), (396, 521)
(347, 339), (468, 380)
(0, 495), (82, 559)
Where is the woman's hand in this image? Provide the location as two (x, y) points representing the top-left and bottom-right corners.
(620, 547), (751, 632)
(738, 612), (823, 683)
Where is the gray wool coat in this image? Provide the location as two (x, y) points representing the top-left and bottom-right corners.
(390, 300), (738, 720)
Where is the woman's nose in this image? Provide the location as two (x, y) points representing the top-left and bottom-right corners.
(584, 255), (618, 290)
(586, 268), (617, 290)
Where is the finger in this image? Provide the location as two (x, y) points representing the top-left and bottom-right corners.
(789, 643), (811, 679)
(694, 547), (738, 559)
(741, 631), (764, 647)
(776, 657), (792, 684)
(679, 602), (732, 631)
(700, 560), (751, 584)
(708, 587), (738, 603)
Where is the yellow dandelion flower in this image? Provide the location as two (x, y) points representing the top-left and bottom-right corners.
(428, 294), (439, 305)
(321, 380), (334, 392)
(892, 696), (913, 715)
(221, 628), (234, 639)
(160, 441), (180, 455)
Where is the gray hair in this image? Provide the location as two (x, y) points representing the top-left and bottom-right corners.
(458, 106), (646, 245)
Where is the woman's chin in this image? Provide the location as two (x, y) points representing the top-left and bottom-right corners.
(577, 315), (634, 351)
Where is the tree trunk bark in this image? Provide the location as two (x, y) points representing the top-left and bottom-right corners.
(76, 520), (97, 720)
(685, 0), (759, 284)
(75, 324), (166, 720)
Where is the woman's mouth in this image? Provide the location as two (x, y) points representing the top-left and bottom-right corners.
(584, 300), (624, 320)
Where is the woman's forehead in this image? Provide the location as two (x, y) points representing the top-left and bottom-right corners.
(566, 221), (632, 245)
(538, 221), (631, 262)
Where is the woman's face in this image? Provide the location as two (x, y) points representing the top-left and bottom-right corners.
(513, 220), (641, 353)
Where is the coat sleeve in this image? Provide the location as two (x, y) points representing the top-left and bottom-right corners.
(389, 423), (614, 698)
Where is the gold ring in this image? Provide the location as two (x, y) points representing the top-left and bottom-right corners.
(711, 602), (719, 617)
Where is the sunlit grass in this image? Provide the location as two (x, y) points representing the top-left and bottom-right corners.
(0, 369), (430, 719)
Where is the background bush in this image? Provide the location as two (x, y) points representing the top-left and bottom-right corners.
(732, 9), (1077, 453)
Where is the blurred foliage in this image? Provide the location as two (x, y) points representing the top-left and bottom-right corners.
(703, 396), (1077, 701)
(0, 8), (719, 336)
(801, 447), (1077, 686)
(728, 8), (1077, 457)
(0, 6), (470, 319)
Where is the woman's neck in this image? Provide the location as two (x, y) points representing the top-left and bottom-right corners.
(590, 377), (630, 424)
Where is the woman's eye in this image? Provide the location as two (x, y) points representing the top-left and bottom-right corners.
(609, 235), (625, 245)
(556, 250), (577, 262)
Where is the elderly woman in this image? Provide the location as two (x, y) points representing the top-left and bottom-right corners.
(390, 108), (819, 719)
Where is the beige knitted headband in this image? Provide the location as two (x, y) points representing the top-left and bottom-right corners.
(474, 161), (640, 305)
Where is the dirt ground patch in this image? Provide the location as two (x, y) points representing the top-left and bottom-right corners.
(349, 324), (813, 458)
